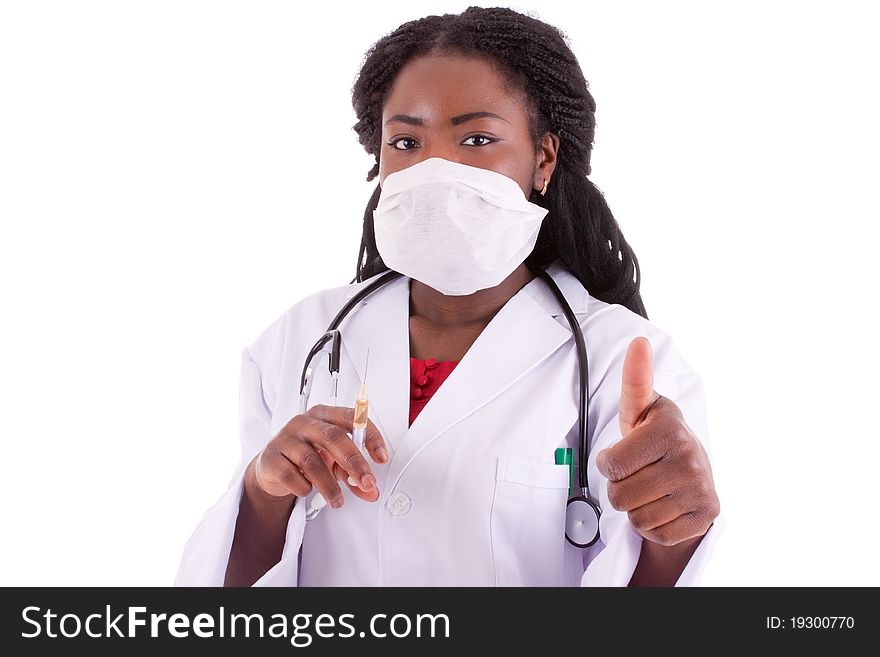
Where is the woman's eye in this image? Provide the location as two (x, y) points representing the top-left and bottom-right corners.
(388, 137), (419, 150)
(462, 135), (496, 147)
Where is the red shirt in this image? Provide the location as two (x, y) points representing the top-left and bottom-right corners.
(409, 357), (460, 427)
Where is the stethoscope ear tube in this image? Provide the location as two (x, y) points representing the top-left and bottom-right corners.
(299, 270), (404, 409)
(299, 331), (338, 395)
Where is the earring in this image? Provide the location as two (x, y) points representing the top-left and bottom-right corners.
(540, 178), (549, 196)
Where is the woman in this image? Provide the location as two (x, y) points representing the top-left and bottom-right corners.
(175, 7), (721, 587)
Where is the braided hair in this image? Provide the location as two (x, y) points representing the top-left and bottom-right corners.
(349, 6), (648, 319)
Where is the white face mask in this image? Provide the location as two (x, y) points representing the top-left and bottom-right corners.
(372, 157), (549, 296)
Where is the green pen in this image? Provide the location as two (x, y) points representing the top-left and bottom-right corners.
(555, 447), (573, 497)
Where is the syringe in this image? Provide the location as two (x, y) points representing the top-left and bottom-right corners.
(352, 348), (370, 451)
(346, 349), (371, 489)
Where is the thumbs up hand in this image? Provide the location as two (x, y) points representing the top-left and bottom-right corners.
(596, 337), (720, 546)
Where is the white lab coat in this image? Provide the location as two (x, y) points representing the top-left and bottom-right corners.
(174, 259), (724, 586)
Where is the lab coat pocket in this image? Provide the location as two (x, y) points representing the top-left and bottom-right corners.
(490, 456), (570, 587)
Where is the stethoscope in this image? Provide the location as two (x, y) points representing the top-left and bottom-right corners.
(298, 265), (601, 548)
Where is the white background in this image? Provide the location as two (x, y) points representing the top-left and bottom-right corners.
(1, 0), (877, 586)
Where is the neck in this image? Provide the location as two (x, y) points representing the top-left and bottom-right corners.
(408, 263), (536, 327)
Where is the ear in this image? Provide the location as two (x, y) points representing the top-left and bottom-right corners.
(533, 131), (560, 194)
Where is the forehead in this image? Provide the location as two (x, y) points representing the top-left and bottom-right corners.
(383, 53), (527, 123)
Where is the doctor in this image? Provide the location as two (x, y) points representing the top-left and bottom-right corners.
(175, 7), (721, 587)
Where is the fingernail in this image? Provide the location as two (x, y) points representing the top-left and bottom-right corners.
(347, 475), (358, 487)
(376, 447), (388, 463)
(331, 497), (343, 509)
(360, 473), (376, 491)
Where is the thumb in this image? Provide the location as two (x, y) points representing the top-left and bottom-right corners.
(619, 336), (659, 436)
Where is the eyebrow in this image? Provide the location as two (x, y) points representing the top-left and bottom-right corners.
(384, 111), (511, 127)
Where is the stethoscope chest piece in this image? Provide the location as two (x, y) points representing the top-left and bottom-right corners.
(565, 495), (601, 548)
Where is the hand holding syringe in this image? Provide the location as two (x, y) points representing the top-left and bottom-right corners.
(306, 349), (376, 521)
(250, 345), (386, 518)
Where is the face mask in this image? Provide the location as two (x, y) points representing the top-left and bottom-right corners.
(372, 157), (549, 296)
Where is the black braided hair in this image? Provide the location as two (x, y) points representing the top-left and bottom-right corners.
(349, 6), (648, 319)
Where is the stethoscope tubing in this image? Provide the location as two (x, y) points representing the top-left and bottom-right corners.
(298, 266), (600, 547)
